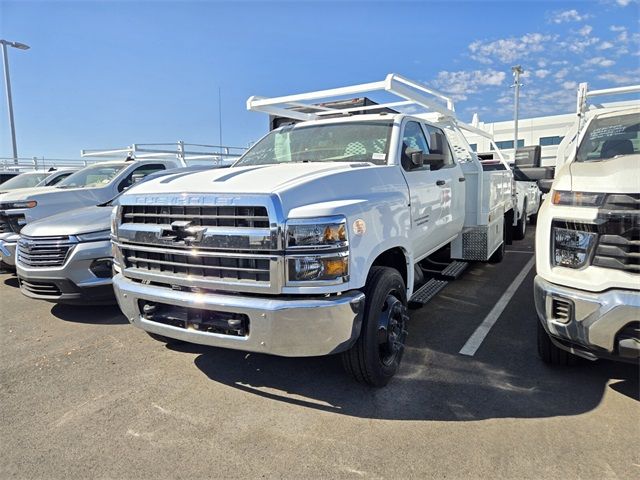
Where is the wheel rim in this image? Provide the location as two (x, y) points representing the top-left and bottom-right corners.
(377, 294), (409, 366)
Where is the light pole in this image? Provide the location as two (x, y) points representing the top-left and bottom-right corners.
(1, 39), (30, 164)
(511, 65), (524, 159)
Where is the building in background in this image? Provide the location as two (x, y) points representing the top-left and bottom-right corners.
(465, 101), (636, 167)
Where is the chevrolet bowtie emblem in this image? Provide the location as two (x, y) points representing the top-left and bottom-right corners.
(159, 220), (206, 246)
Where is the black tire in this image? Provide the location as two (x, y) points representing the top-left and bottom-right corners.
(537, 321), (574, 365)
(489, 216), (507, 263)
(146, 332), (182, 344)
(342, 266), (409, 387)
(513, 202), (527, 241)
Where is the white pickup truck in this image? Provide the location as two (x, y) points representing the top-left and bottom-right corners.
(0, 158), (179, 268)
(535, 83), (640, 364)
(111, 74), (530, 386)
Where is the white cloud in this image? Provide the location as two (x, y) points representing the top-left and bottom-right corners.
(551, 9), (591, 23)
(618, 30), (629, 42)
(432, 69), (507, 101)
(578, 25), (593, 36)
(562, 81), (578, 90)
(598, 69), (640, 85)
(597, 41), (614, 50)
(469, 33), (553, 64)
(585, 57), (616, 67)
(610, 25), (626, 32)
(554, 68), (570, 79)
(535, 69), (551, 78)
(615, 0), (632, 6)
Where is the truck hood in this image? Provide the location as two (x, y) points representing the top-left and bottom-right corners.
(0, 186), (58, 199)
(126, 163), (376, 195)
(568, 154), (640, 193)
(21, 205), (111, 237)
(0, 186), (109, 211)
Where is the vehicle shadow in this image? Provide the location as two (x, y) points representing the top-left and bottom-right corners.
(3, 275), (19, 288)
(168, 341), (638, 421)
(50, 303), (128, 325)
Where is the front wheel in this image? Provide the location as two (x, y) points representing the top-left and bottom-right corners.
(342, 266), (409, 387)
(513, 203), (527, 240)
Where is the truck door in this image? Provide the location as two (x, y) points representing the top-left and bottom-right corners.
(423, 124), (465, 242)
(400, 121), (447, 260)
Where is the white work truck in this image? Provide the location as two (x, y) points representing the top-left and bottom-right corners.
(0, 158), (179, 268)
(535, 83), (640, 364)
(111, 74), (522, 386)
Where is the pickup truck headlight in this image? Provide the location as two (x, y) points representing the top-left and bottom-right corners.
(285, 216), (349, 284)
(0, 200), (37, 209)
(552, 191), (605, 207)
(110, 205), (120, 237)
(552, 227), (596, 269)
(76, 230), (111, 242)
(286, 217), (347, 249)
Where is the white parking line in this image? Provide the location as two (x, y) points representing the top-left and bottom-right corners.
(459, 256), (536, 357)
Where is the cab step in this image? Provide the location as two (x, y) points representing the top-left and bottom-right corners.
(409, 279), (448, 309)
(439, 261), (469, 280)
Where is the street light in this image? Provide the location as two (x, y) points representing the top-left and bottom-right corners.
(511, 65), (524, 159)
(1, 39), (31, 164)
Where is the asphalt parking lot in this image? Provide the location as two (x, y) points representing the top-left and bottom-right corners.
(1, 227), (638, 479)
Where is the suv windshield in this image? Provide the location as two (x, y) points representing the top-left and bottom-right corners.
(576, 112), (640, 162)
(235, 121), (393, 167)
(57, 164), (126, 188)
(0, 172), (48, 190)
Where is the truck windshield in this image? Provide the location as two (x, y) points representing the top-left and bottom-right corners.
(576, 112), (640, 162)
(0, 172), (48, 190)
(235, 121), (393, 167)
(57, 164), (126, 189)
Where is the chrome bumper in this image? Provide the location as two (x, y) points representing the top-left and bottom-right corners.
(534, 275), (640, 361)
(113, 273), (365, 357)
(0, 233), (19, 267)
(16, 240), (113, 303)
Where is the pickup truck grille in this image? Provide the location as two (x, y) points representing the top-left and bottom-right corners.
(17, 236), (75, 268)
(121, 205), (270, 228)
(593, 200), (639, 273)
(0, 214), (25, 234)
(122, 246), (271, 283)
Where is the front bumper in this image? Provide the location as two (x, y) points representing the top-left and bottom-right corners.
(534, 275), (640, 362)
(113, 273), (365, 357)
(16, 239), (114, 304)
(0, 233), (19, 267)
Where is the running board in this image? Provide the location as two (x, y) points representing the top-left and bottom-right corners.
(439, 261), (469, 280)
(409, 279), (448, 309)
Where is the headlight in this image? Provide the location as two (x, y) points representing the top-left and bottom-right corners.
(552, 227), (596, 269)
(110, 205), (120, 237)
(286, 216), (347, 249)
(552, 191), (605, 207)
(287, 254), (349, 282)
(2, 200), (37, 209)
(76, 230), (111, 242)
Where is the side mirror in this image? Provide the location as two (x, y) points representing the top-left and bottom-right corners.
(538, 179), (553, 193)
(410, 151), (424, 169)
(131, 173), (146, 184)
(423, 153), (445, 171)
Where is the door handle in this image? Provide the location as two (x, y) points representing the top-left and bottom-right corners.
(458, 177), (466, 182)
(436, 180), (446, 186)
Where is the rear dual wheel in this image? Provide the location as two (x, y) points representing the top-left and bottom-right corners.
(342, 267), (409, 387)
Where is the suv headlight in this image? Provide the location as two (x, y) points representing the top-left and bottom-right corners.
(285, 216), (349, 284)
(0, 200), (37, 209)
(76, 230), (111, 242)
(110, 205), (121, 237)
(552, 191), (605, 207)
(552, 226), (596, 269)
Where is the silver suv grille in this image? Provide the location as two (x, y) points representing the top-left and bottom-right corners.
(121, 205), (270, 228)
(17, 236), (75, 268)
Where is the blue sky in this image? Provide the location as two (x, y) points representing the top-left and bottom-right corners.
(1, 0), (639, 159)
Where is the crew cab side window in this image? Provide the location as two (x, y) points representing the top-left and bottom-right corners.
(401, 121), (430, 171)
(118, 163), (166, 192)
(424, 124), (455, 168)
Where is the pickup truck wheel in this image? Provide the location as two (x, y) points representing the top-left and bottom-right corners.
(489, 217), (506, 263)
(146, 332), (182, 345)
(513, 203), (527, 240)
(342, 266), (408, 387)
(537, 321), (574, 365)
